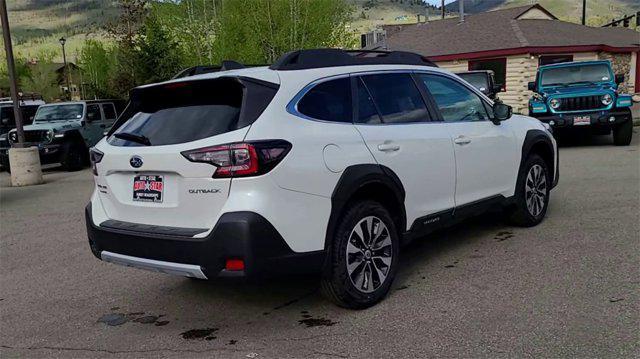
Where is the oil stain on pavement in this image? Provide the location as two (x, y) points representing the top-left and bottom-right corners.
(98, 311), (168, 327)
(180, 328), (219, 340)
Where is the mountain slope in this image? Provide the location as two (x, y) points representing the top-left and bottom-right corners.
(6, 0), (118, 61)
(446, 0), (640, 26)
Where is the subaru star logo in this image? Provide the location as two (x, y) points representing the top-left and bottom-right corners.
(130, 155), (143, 168)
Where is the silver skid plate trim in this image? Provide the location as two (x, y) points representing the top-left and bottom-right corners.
(101, 251), (207, 279)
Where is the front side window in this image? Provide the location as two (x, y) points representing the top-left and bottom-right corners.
(34, 104), (84, 122)
(419, 74), (489, 123)
(297, 78), (352, 123)
(359, 73), (430, 124)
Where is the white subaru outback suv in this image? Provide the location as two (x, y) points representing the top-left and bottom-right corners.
(86, 49), (558, 308)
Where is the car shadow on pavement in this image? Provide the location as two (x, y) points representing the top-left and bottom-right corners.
(556, 128), (637, 148)
(148, 211), (509, 317)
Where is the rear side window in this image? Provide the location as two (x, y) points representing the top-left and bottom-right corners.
(109, 77), (278, 146)
(359, 73), (430, 124)
(102, 104), (117, 120)
(86, 104), (101, 122)
(297, 77), (352, 123)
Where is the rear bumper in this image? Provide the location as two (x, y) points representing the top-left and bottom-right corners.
(531, 108), (632, 129)
(85, 204), (325, 280)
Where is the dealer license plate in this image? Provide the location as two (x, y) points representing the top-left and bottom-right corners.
(573, 115), (591, 126)
(132, 175), (164, 203)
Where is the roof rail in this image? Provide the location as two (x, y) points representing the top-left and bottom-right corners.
(269, 48), (437, 71)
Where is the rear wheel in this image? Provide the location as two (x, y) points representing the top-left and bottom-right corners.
(612, 119), (633, 146)
(505, 154), (550, 227)
(321, 200), (399, 309)
(0, 155), (10, 173)
(60, 141), (87, 171)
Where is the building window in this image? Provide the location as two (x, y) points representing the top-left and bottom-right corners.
(539, 54), (573, 66)
(468, 58), (507, 91)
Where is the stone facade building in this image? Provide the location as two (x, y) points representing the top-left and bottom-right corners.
(364, 4), (640, 114)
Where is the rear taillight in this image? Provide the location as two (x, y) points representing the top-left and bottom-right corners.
(89, 148), (104, 176)
(181, 140), (291, 178)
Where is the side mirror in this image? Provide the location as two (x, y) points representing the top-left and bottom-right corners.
(527, 81), (536, 91)
(615, 74), (625, 85)
(492, 102), (512, 124)
(493, 84), (502, 93)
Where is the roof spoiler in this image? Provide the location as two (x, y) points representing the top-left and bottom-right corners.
(172, 61), (268, 79)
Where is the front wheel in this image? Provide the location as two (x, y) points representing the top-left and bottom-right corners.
(321, 200), (400, 309)
(613, 119), (633, 146)
(60, 141), (87, 171)
(505, 154), (550, 227)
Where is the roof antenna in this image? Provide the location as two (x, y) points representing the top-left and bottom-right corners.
(459, 0), (465, 23)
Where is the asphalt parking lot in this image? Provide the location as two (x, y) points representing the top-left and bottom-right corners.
(1, 132), (638, 358)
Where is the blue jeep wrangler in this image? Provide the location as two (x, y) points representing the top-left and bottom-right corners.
(528, 60), (633, 146)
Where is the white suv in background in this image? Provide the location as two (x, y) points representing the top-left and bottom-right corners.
(86, 49), (558, 308)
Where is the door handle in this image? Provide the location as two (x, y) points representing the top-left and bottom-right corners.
(100, 124), (107, 128)
(453, 135), (471, 145)
(377, 142), (400, 152)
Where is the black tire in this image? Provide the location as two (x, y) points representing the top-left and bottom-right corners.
(0, 156), (10, 173)
(505, 154), (550, 227)
(321, 200), (400, 309)
(612, 119), (633, 146)
(60, 141), (87, 171)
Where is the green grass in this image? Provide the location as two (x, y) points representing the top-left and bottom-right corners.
(5, 0), (117, 62)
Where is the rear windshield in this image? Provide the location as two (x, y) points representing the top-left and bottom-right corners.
(108, 77), (278, 147)
(458, 73), (488, 91)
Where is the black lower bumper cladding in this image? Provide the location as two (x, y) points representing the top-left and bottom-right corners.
(85, 204), (325, 279)
(532, 108), (632, 129)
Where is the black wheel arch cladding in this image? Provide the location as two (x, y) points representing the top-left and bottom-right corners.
(324, 164), (406, 254)
(521, 129), (555, 181)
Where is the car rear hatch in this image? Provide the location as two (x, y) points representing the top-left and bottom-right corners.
(94, 75), (279, 232)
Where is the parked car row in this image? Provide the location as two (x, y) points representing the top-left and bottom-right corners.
(455, 60), (633, 146)
(0, 99), (125, 172)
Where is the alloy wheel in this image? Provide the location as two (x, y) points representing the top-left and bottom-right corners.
(345, 216), (393, 293)
(525, 164), (547, 217)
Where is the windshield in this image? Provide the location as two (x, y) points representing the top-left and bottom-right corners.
(34, 104), (84, 122)
(458, 73), (489, 91)
(540, 64), (612, 87)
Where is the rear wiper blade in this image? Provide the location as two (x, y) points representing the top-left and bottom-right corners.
(114, 132), (151, 146)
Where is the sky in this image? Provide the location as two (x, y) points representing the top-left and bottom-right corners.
(423, 0), (457, 6)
